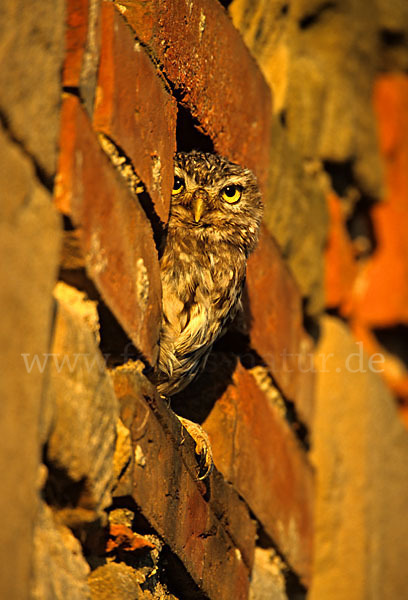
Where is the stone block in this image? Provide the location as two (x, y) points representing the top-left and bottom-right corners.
(110, 363), (256, 600)
(32, 502), (91, 600)
(115, 0), (272, 193)
(94, 2), (176, 222)
(249, 548), (288, 600)
(246, 227), (315, 427)
(263, 120), (328, 316)
(55, 95), (162, 364)
(201, 361), (314, 584)
(0, 124), (61, 600)
(310, 316), (408, 599)
(45, 284), (119, 515)
(229, 0), (383, 198)
(0, 0), (65, 177)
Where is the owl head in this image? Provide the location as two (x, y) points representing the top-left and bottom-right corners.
(168, 151), (263, 256)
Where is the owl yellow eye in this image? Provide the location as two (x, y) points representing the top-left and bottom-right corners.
(221, 185), (242, 204)
(172, 176), (185, 195)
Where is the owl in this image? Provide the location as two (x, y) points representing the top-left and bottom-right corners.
(155, 151), (263, 398)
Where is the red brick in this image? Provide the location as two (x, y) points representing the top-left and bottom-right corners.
(325, 192), (357, 314)
(246, 226), (315, 427)
(116, 0), (272, 193)
(350, 75), (408, 327)
(55, 95), (161, 364)
(63, 0), (89, 88)
(201, 361), (313, 585)
(111, 365), (256, 600)
(94, 3), (176, 222)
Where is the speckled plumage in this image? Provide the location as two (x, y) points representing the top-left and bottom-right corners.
(156, 151), (263, 396)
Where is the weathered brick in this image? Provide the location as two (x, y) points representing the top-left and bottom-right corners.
(201, 361), (313, 584)
(63, 0), (89, 88)
(55, 95), (161, 364)
(111, 363), (256, 600)
(350, 75), (408, 327)
(94, 3), (176, 222)
(63, 0), (102, 115)
(115, 0), (272, 193)
(246, 227), (315, 427)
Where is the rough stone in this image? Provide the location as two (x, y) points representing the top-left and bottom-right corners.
(0, 0), (65, 177)
(94, 3), (176, 222)
(0, 124), (61, 600)
(310, 316), (408, 599)
(229, 0), (383, 198)
(246, 227), (315, 427)
(115, 0), (272, 194)
(31, 502), (91, 600)
(89, 563), (144, 600)
(55, 95), (162, 364)
(249, 548), (288, 600)
(201, 361), (314, 584)
(45, 286), (119, 515)
(263, 120), (328, 316)
(110, 363), (255, 600)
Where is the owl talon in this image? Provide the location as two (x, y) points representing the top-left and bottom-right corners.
(177, 416), (213, 480)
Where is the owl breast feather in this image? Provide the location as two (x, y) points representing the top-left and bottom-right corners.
(156, 236), (246, 396)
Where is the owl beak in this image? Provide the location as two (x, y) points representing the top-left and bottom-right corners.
(192, 196), (205, 223)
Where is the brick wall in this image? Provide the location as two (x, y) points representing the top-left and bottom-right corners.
(1, 1), (408, 599)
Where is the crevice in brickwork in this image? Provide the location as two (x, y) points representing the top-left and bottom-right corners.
(0, 108), (55, 192)
(373, 325), (408, 370)
(217, 0), (233, 9)
(240, 348), (310, 450)
(42, 444), (89, 509)
(62, 85), (81, 98)
(97, 133), (165, 251)
(176, 103), (215, 153)
(256, 526), (307, 599)
(323, 159), (355, 198)
(298, 1), (337, 30)
(160, 546), (209, 600)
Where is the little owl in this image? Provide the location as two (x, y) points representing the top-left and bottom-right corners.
(156, 150), (263, 396)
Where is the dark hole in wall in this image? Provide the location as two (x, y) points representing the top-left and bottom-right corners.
(176, 103), (214, 153)
(345, 197), (377, 259)
(42, 445), (88, 509)
(323, 159), (355, 198)
(374, 325), (408, 370)
(380, 29), (406, 47)
(217, 0), (233, 9)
